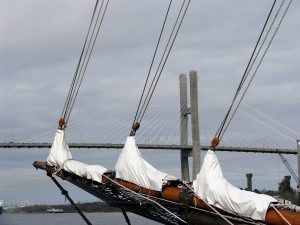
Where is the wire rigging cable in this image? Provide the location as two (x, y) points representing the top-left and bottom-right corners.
(132, 0), (173, 125)
(60, 0), (110, 129)
(131, 0), (191, 135)
(213, 0), (293, 145)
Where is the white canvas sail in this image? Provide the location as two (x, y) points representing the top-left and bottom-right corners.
(193, 150), (277, 221)
(47, 129), (107, 183)
(115, 136), (176, 191)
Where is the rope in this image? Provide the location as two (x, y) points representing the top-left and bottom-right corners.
(220, 0), (293, 140)
(66, 0), (110, 124)
(215, 0), (293, 143)
(131, 0), (191, 135)
(137, 0), (191, 124)
(47, 172), (92, 225)
(133, 0), (173, 125)
(121, 209), (132, 225)
(270, 203), (292, 225)
(102, 174), (188, 224)
(62, 0), (100, 121)
(215, 0), (277, 140)
(60, 0), (110, 128)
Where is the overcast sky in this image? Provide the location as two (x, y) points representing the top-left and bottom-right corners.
(1, 0), (300, 206)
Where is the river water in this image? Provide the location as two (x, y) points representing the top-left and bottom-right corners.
(0, 212), (161, 225)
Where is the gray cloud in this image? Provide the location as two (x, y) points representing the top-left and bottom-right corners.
(1, 0), (300, 204)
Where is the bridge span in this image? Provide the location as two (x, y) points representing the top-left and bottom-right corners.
(0, 142), (297, 155)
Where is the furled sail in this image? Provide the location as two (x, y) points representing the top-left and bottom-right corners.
(47, 129), (107, 183)
(115, 136), (176, 191)
(193, 149), (278, 221)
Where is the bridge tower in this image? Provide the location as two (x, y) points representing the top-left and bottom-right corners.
(179, 71), (201, 181)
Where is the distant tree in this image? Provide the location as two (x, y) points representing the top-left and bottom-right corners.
(278, 176), (295, 202)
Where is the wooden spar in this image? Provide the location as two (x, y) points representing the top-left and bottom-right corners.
(265, 209), (300, 225)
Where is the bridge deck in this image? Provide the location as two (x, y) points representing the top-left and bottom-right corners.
(0, 142), (296, 154)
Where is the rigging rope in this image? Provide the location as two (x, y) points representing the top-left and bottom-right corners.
(131, 0), (191, 135)
(60, 0), (110, 129)
(215, 0), (277, 141)
(213, 0), (293, 146)
(137, 0), (191, 123)
(220, 0), (293, 140)
(47, 172), (92, 225)
(133, 0), (173, 125)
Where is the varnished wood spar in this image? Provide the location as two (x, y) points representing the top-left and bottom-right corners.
(265, 208), (300, 225)
(114, 179), (159, 197)
(162, 186), (230, 215)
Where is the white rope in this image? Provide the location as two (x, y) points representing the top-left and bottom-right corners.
(102, 174), (187, 224)
(270, 203), (292, 225)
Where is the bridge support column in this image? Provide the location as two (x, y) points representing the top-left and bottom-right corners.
(179, 74), (190, 181)
(246, 173), (253, 191)
(190, 71), (201, 180)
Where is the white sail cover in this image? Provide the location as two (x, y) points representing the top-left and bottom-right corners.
(193, 150), (277, 221)
(47, 129), (107, 183)
(115, 136), (176, 191)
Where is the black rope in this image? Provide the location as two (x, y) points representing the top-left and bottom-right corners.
(132, 0), (173, 126)
(64, 0), (106, 123)
(60, 0), (110, 127)
(136, 0), (187, 123)
(121, 209), (132, 225)
(220, 0), (293, 139)
(62, 0), (100, 122)
(137, 0), (191, 123)
(47, 172), (92, 225)
(133, 0), (190, 127)
(66, 0), (110, 124)
(215, 0), (277, 140)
